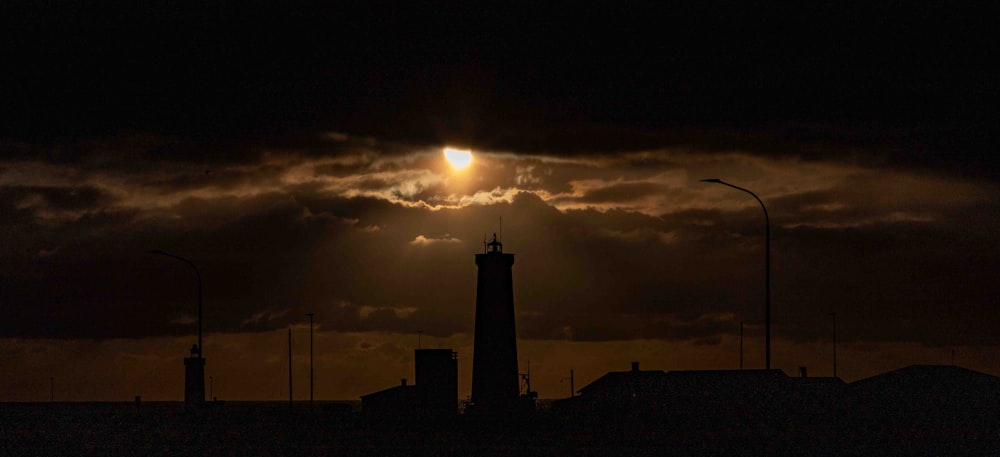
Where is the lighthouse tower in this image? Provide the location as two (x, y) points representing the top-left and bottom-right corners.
(469, 233), (519, 414)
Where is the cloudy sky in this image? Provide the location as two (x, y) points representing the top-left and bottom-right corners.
(2, 3), (997, 401)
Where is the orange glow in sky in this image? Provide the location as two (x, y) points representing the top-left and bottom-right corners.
(444, 148), (473, 170)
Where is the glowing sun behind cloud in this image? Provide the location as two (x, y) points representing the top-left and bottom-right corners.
(444, 148), (473, 170)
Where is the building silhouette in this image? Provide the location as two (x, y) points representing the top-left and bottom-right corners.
(850, 364), (1000, 428)
(551, 362), (840, 427)
(468, 234), (520, 414)
(415, 349), (459, 415)
(362, 349), (458, 419)
(551, 362), (667, 417)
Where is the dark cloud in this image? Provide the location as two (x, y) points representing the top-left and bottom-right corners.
(577, 182), (665, 204)
(2, 3), (996, 180)
(2, 145), (996, 350)
(774, 215), (1000, 345)
(0, 185), (110, 218)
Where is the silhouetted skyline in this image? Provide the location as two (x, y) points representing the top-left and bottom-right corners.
(1, 3), (998, 402)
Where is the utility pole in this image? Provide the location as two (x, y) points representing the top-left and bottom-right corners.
(561, 370), (575, 398)
(519, 360), (532, 395)
(525, 361), (530, 394)
(288, 327), (293, 413)
(740, 321), (744, 370)
(831, 312), (838, 377)
(50, 377), (54, 403)
(306, 313), (314, 414)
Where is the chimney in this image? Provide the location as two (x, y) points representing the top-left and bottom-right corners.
(401, 378), (408, 386)
(631, 362), (640, 372)
(799, 366), (808, 378)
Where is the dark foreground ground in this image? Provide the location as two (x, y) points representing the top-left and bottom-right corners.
(2, 402), (998, 456)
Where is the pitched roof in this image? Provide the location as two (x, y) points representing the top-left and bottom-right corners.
(577, 369), (668, 396)
(659, 369), (789, 396)
(360, 384), (416, 401)
(664, 369), (786, 381)
(578, 368), (795, 396)
(851, 364), (1000, 392)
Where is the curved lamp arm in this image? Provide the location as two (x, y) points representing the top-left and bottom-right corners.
(148, 250), (203, 358)
(700, 179), (770, 370)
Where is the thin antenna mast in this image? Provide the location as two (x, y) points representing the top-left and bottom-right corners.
(831, 312), (837, 377)
(288, 327), (293, 413)
(499, 216), (502, 243)
(524, 359), (530, 394)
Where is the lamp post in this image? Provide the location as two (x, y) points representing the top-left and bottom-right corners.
(305, 312), (314, 414)
(147, 250), (202, 358)
(700, 179), (771, 370)
(148, 250), (205, 407)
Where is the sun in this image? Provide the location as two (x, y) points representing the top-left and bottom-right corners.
(443, 148), (473, 170)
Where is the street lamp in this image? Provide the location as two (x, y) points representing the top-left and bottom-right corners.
(147, 250), (203, 358)
(148, 249), (206, 408)
(700, 178), (771, 370)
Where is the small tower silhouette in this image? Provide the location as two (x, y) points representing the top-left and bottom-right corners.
(183, 344), (205, 408)
(470, 233), (519, 414)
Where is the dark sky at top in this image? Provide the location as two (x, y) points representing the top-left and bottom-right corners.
(1, 2), (998, 400)
(3, 2), (996, 176)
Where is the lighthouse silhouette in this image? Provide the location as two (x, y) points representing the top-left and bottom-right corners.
(469, 233), (520, 414)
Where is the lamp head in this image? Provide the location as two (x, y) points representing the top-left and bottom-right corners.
(700, 178), (722, 183)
